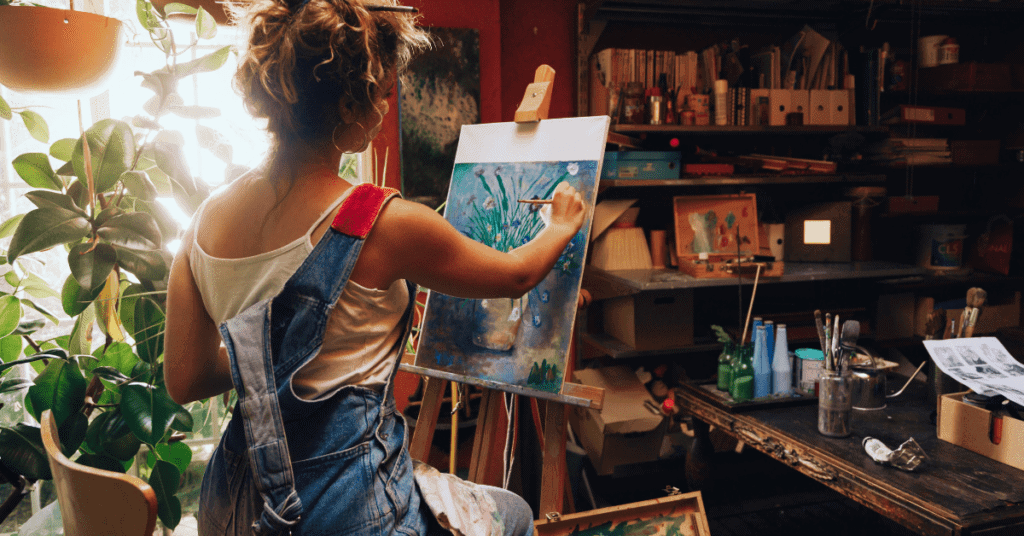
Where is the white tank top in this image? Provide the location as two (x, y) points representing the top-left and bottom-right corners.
(189, 189), (409, 398)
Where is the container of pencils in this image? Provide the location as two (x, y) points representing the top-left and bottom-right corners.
(817, 370), (853, 438)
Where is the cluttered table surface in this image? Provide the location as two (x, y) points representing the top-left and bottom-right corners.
(678, 377), (1024, 536)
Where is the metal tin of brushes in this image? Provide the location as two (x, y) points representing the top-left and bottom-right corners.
(818, 370), (853, 437)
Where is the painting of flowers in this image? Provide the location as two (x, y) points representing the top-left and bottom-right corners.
(414, 159), (599, 394)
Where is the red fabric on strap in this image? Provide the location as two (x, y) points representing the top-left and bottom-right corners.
(331, 183), (400, 238)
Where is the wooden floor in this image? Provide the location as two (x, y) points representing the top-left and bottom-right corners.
(581, 447), (922, 536)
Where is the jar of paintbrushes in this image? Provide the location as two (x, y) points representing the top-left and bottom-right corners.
(815, 311), (861, 438)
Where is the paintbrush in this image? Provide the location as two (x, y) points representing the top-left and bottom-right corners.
(517, 199), (552, 204)
(831, 314), (840, 365)
(838, 320), (861, 372)
(814, 309), (828, 358)
(823, 312), (833, 371)
(956, 288), (977, 338)
(963, 287), (988, 338)
(924, 309), (947, 341)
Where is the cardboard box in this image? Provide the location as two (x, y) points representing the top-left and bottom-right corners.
(603, 290), (693, 350)
(535, 489), (709, 536)
(569, 366), (671, 475)
(603, 151), (681, 180)
(938, 391), (1024, 471)
(914, 292), (1021, 338)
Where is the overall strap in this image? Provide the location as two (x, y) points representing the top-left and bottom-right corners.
(219, 183), (400, 535)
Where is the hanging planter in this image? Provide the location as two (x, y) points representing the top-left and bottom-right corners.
(0, 5), (123, 93)
(151, 0), (233, 25)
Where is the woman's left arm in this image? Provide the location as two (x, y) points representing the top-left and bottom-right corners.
(163, 226), (234, 405)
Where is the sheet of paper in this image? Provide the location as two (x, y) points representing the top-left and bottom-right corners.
(923, 337), (1024, 405)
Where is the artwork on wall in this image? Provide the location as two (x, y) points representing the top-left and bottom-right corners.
(399, 27), (480, 209)
(413, 116), (611, 398)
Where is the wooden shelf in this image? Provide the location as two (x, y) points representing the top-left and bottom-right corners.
(582, 332), (721, 359)
(583, 261), (926, 300)
(599, 173), (886, 188)
(611, 124), (889, 136)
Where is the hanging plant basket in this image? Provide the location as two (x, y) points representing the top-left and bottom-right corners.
(0, 5), (123, 93)
(151, 0), (233, 25)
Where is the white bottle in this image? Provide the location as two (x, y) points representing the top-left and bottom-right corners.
(772, 323), (792, 395)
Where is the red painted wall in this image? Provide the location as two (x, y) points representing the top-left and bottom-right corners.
(379, 0), (577, 484)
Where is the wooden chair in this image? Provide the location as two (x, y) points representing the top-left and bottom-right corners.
(40, 410), (158, 536)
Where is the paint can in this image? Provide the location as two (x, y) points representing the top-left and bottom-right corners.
(916, 224), (967, 270)
(795, 347), (824, 395)
(918, 35), (948, 68)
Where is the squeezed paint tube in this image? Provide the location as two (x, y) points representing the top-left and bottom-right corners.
(862, 437), (927, 471)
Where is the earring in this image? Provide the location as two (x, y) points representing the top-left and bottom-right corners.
(331, 124), (343, 152)
(354, 121), (369, 151)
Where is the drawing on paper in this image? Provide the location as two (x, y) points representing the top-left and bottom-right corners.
(414, 160), (597, 394)
(562, 511), (698, 536)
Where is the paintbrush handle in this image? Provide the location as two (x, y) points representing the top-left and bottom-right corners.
(517, 199), (552, 204)
(964, 307), (980, 338)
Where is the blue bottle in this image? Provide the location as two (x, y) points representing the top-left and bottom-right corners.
(753, 325), (771, 398)
(751, 317), (763, 345)
(772, 324), (792, 395)
(764, 320), (775, 366)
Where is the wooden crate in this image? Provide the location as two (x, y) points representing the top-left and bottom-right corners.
(534, 491), (710, 536)
(673, 193), (769, 279)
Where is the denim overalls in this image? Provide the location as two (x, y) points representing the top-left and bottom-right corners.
(197, 184), (425, 536)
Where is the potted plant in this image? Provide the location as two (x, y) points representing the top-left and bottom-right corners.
(0, 0), (234, 530)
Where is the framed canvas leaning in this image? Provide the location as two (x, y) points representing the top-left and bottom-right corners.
(412, 116), (610, 400)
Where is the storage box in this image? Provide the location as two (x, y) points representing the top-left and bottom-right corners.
(603, 290), (693, 350)
(569, 366), (671, 475)
(534, 490), (709, 536)
(938, 391), (1024, 471)
(914, 292), (1021, 338)
(603, 151), (681, 180)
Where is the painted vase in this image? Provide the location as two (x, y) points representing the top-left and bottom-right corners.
(472, 297), (525, 351)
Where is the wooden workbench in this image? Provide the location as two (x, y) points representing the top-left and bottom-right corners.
(677, 377), (1024, 536)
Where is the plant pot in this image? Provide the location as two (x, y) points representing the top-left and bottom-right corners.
(151, 0), (233, 24)
(0, 6), (123, 93)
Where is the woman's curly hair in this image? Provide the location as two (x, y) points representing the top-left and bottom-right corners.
(232, 0), (429, 144)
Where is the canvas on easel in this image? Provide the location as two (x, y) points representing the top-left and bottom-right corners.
(412, 115), (610, 399)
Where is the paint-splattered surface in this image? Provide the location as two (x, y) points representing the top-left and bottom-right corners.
(415, 160), (597, 394)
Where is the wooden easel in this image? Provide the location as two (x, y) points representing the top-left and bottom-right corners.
(402, 65), (604, 518)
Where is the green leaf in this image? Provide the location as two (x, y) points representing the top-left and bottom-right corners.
(68, 243), (117, 294)
(0, 94), (10, 120)
(85, 410), (122, 455)
(55, 160), (75, 177)
(196, 124), (233, 164)
(49, 138), (78, 162)
(120, 170), (158, 201)
(153, 441), (192, 474)
(69, 304), (96, 357)
(151, 459), (182, 529)
(120, 383), (185, 444)
(0, 378), (33, 394)
(21, 272), (61, 301)
(27, 358), (87, 425)
(174, 45), (231, 78)
(24, 190), (87, 215)
(168, 105), (221, 120)
(0, 214), (24, 240)
(162, 2), (197, 15)
(103, 428), (142, 461)
(97, 212), (162, 250)
(75, 453), (127, 472)
(97, 341), (139, 378)
(12, 153), (61, 190)
(18, 111), (49, 143)
(133, 298), (165, 364)
(196, 7), (217, 39)
(0, 334), (24, 364)
(58, 411), (89, 456)
(72, 119), (136, 194)
(15, 317), (48, 335)
(0, 424), (51, 480)
(8, 207), (91, 263)
(135, 199), (179, 239)
(61, 273), (104, 317)
(93, 366), (131, 385)
(114, 246), (169, 282)
(136, 0), (161, 30)
(131, 115), (163, 131)
(0, 296), (23, 339)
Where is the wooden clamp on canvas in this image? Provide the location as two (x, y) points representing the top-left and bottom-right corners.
(515, 64), (556, 123)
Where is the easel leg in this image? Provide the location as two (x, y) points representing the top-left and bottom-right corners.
(410, 376), (446, 463)
(539, 401), (568, 516)
(468, 388), (503, 484)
